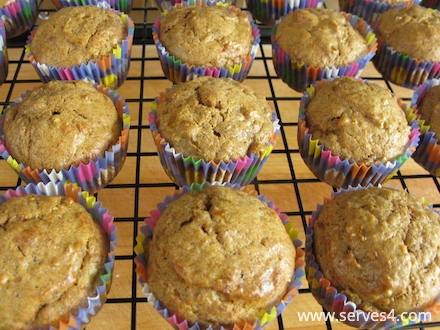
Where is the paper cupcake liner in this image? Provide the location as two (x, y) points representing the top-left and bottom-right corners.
(373, 39), (440, 90)
(51, 0), (132, 13)
(134, 182), (305, 330)
(408, 78), (440, 176)
(0, 181), (116, 330)
(149, 101), (280, 187)
(0, 21), (8, 85)
(25, 10), (134, 89)
(246, 0), (323, 27)
(305, 185), (440, 330)
(0, 0), (38, 39)
(155, 0), (236, 12)
(152, 3), (260, 83)
(297, 79), (421, 189)
(271, 12), (377, 93)
(338, 0), (421, 25)
(0, 83), (131, 193)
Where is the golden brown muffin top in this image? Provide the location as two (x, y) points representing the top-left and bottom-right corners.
(159, 5), (253, 68)
(376, 5), (440, 62)
(418, 85), (440, 133)
(3, 80), (122, 171)
(30, 6), (127, 67)
(155, 76), (274, 163)
(313, 187), (440, 314)
(273, 8), (369, 67)
(305, 77), (411, 165)
(0, 194), (109, 329)
(145, 185), (296, 328)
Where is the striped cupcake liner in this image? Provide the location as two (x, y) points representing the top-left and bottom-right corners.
(297, 79), (421, 189)
(246, 0), (323, 27)
(0, 0), (38, 39)
(51, 0), (132, 12)
(271, 12), (377, 93)
(25, 10), (134, 89)
(338, 0), (421, 25)
(0, 181), (117, 330)
(155, 0), (236, 12)
(373, 39), (440, 90)
(152, 3), (260, 83)
(134, 182), (305, 330)
(408, 78), (440, 176)
(305, 185), (440, 330)
(0, 83), (130, 193)
(0, 21), (8, 85)
(149, 100), (280, 187)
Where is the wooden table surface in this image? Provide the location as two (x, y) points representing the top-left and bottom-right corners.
(0, 0), (439, 329)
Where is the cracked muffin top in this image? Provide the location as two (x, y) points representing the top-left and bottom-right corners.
(29, 5), (127, 67)
(375, 5), (440, 62)
(154, 76), (275, 163)
(273, 8), (369, 67)
(3, 80), (122, 171)
(158, 5), (253, 68)
(312, 186), (440, 315)
(0, 194), (109, 329)
(144, 185), (296, 328)
(304, 76), (411, 165)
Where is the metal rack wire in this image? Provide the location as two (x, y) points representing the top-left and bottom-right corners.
(0, 1), (439, 329)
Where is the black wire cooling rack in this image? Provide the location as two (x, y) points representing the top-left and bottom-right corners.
(0, 0), (439, 329)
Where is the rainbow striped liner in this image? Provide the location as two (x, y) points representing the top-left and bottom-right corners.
(0, 83), (130, 193)
(297, 79), (421, 189)
(25, 10), (134, 90)
(408, 78), (440, 176)
(0, 21), (8, 85)
(152, 3), (260, 83)
(134, 182), (305, 330)
(272, 12), (377, 93)
(155, 0), (236, 12)
(0, 181), (116, 330)
(0, 0), (38, 39)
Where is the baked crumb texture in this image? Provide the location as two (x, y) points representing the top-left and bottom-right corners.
(306, 186), (440, 328)
(150, 76), (279, 187)
(135, 185), (305, 330)
(0, 80), (130, 193)
(298, 77), (420, 189)
(0, 189), (116, 330)
(25, 5), (134, 89)
(152, 3), (260, 83)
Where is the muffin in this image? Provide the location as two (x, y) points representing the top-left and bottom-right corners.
(298, 76), (420, 189)
(0, 181), (116, 330)
(150, 76), (279, 187)
(0, 21), (7, 85)
(154, 0), (235, 12)
(306, 186), (440, 329)
(134, 183), (305, 329)
(408, 78), (440, 176)
(152, 3), (260, 83)
(246, 0), (323, 27)
(271, 8), (377, 93)
(0, 0), (38, 39)
(51, 0), (132, 13)
(373, 5), (440, 89)
(25, 5), (134, 89)
(339, 0), (421, 26)
(0, 80), (130, 193)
